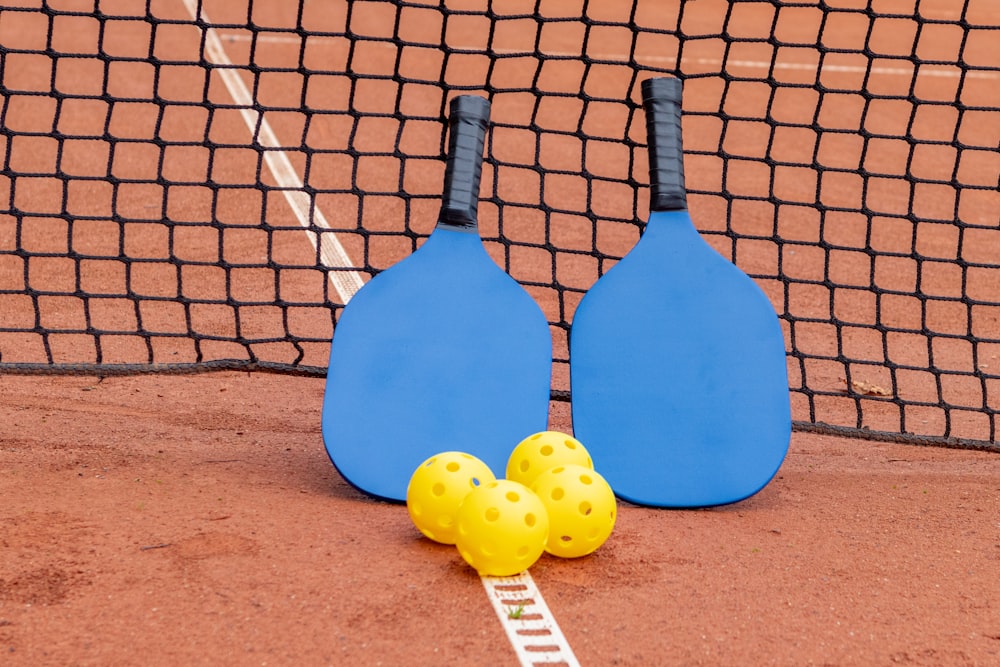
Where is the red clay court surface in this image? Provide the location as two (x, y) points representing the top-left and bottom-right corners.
(2, 373), (999, 665)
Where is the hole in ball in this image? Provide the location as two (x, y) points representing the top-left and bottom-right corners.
(579, 501), (592, 516)
(551, 487), (564, 501)
(485, 507), (500, 522)
(517, 545), (530, 557)
(432, 482), (446, 497)
(560, 535), (573, 543)
(564, 439), (577, 449)
(540, 445), (553, 456)
(580, 474), (593, 485)
(551, 466), (565, 474)
(446, 462), (460, 473)
(519, 460), (529, 473)
(470, 477), (481, 487)
(506, 491), (520, 503)
(525, 513), (536, 527)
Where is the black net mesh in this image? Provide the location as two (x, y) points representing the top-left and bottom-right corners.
(0, 1), (997, 449)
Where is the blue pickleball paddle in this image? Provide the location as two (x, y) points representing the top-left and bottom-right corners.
(322, 95), (552, 501)
(570, 76), (791, 508)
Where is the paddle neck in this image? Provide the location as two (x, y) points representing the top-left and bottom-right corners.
(437, 95), (491, 232)
(642, 76), (687, 213)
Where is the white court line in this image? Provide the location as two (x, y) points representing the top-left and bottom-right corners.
(188, 7), (578, 665)
(181, 0), (364, 303)
(482, 573), (581, 667)
(221, 32), (998, 80)
(687, 56), (996, 80)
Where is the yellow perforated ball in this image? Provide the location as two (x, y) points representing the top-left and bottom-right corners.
(531, 464), (616, 558)
(406, 452), (496, 545)
(454, 479), (550, 577)
(506, 431), (593, 487)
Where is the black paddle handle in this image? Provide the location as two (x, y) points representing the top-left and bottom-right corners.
(438, 95), (491, 230)
(641, 76), (687, 212)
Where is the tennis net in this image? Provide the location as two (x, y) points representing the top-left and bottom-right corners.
(0, 0), (997, 449)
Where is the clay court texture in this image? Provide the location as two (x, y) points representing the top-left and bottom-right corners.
(1, 0), (999, 665)
(2, 374), (1000, 665)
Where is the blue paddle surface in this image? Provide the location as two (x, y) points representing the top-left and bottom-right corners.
(571, 210), (791, 507)
(323, 227), (552, 501)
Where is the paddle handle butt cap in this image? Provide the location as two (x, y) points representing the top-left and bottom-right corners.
(438, 95), (491, 230)
(641, 77), (687, 212)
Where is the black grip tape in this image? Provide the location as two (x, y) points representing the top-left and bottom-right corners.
(438, 95), (491, 230)
(641, 76), (687, 212)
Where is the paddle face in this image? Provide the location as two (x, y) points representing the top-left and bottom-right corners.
(571, 208), (790, 508)
(323, 227), (552, 501)
(570, 75), (790, 508)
